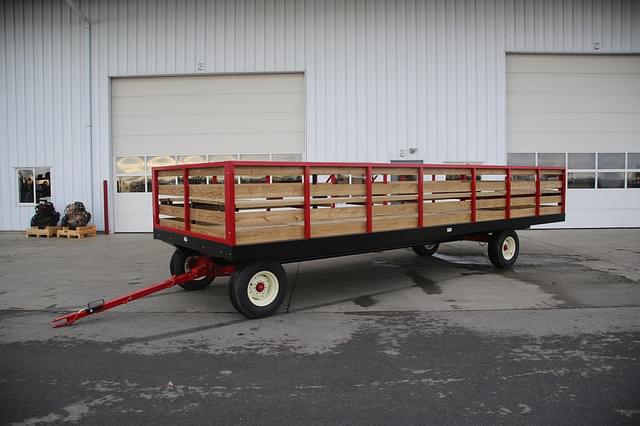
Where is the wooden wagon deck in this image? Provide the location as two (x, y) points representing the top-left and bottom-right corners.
(152, 161), (565, 262)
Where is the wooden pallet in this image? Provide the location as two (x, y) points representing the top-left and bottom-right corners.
(25, 226), (60, 238)
(56, 225), (97, 239)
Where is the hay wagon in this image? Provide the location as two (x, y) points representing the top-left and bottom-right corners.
(152, 160), (566, 318)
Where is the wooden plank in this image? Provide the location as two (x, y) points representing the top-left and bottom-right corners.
(160, 218), (184, 229)
(372, 182), (418, 194)
(235, 166), (304, 176)
(311, 183), (366, 196)
(309, 166), (366, 175)
(477, 210), (507, 222)
(476, 198), (505, 209)
(312, 206), (365, 221)
(510, 196), (536, 207)
(424, 200), (471, 213)
(477, 181), (505, 191)
(235, 182), (303, 198)
(540, 205), (562, 215)
(424, 181), (471, 192)
(423, 168), (472, 176)
(511, 181), (536, 191)
(510, 207), (536, 218)
(373, 203), (419, 216)
(541, 169), (563, 175)
(158, 170), (183, 178)
(510, 169), (536, 175)
(237, 209), (305, 226)
(158, 184), (183, 196)
(424, 212), (471, 226)
(236, 224), (305, 244)
(191, 222), (225, 238)
(373, 215), (417, 232)
(189, 184), (224, 198)
(159, 204), (184, 218)
(188, 167), (224, 176)
(191, 207), (225, 224)
(541, 195), (562, 204)
(236, 198), (304, 209)
(372, 194), (418, 202)
(311, 220), (366, 238)
(311, 196), (366, 206)
(541, 180), (562, 190)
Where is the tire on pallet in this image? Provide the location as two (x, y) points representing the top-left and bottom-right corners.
(228, 260), (288, 319)
(170, 249), (215, 290)
(488, 229), (519, 269)
(412, 242), (440, 256)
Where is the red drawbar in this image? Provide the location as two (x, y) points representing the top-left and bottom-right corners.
(505, 169), (512, 220)
(470, 168), (477, 223)
(365, 166), (373, 233)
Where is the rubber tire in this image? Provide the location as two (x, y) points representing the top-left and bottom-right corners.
(169, 249), (215, 291)
(488, 229), (519, 269)
(229, 260), (288, 319)
(412, 242), (440, 256)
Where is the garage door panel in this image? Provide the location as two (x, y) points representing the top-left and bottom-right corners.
(113, 113), (305, 137)
(508, 55), (640, 74)
(113, 133), (305, 157)
(508, 93), (640, 113)
(112, 74), (304, 97)
(508, 112), (640, 133)
(508, 131), (640, 153)
(507, 73), (640, 93)
(111, 92), (304, 116)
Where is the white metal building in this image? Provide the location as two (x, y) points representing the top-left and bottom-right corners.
(1, 0), (639, 232)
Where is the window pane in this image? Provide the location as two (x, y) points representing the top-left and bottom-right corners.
(35, 168), (51, 202)
(598, 153), (625, 169)
(628, 172), (640, 188)
(272, 153), (303, 162)
(116, 156), (145, 174)
(147, 155), (176, 170)
(208, 154), (237, 162)
(568, 153), (595, 169)
(17, 169), (35, 203)
(117, 176), (146, 193)
(239, 153), (270, 161)
(178, 154), (206, 164)
(597, 172), (625, 189)
(537, 153), (565, 167)
(568, 172), (595, 189)
(627, 153), (640, 169)
(507, 153), (535, 166)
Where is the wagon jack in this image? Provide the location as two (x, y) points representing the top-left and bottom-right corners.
(51, 257), (232, 328)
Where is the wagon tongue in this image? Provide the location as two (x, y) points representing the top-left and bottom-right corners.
(50, 257), (216, 328)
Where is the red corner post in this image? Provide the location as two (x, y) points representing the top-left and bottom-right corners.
(417, 168), (424, 227)
(151, 170), (159, 226)
(303, 166), (311, 239)
(183, 169), (190, 231)
(224, 164), (236, 245)
(366, 166), (373, 233)
(535, 169), (541, 216)
(560, 169), (567, 214)
(505, 168), (512, 220)
(470, 168), (477, 223)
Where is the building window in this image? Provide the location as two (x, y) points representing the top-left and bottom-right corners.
(17, 167), (52, 205)
(507, 153), (535, 166)
(116, 156), (146, 193)
(567, 153), (596, 189)
(537, 153), (566, 167)
(628, 153), (640, 189)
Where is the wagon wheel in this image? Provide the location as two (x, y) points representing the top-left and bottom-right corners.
(228, 260), (288, 318)
(488, 229), (519, 269)
(170, 249), (215, 290)
(412, 242), (439, 256)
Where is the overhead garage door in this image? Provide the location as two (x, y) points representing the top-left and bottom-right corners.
(506, 54), (640, 228)
(112, 73), (305, 232)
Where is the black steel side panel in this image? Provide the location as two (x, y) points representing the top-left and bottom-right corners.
(154, 213), (564, 264)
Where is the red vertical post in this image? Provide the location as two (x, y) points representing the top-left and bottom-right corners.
(366, 166), (373, 233)
(330, 174), (336, 209)
(103, 179), (110, 234)
(383, 174), (388, 206)
(265, 175), (271, 212)
(417, 168), (424, 228)
(560, 169), (566, 214)
(471, 168), (477, 223)
(151, 171), (159, 227)
(303, 166), (311, 239)
(505, 168), (512, 220)
(224, 164), (236, 245)
(535, 169), (541, 216)
(183, 169), (190, 231)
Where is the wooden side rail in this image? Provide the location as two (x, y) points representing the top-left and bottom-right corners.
(152, 161), (566, 246)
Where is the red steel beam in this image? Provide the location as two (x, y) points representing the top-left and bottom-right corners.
(224, 164), (236, 245)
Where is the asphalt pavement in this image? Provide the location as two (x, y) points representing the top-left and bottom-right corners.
(1, 229), (639, 424)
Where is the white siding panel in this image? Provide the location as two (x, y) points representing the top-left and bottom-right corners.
(1, 0), (639, 230)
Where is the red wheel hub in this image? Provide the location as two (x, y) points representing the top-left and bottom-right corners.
(255, 282), (265, 292)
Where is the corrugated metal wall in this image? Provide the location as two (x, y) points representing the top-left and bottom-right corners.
(2, 0), (639, 230)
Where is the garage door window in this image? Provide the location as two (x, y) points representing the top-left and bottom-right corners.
(628, 153), (640, 189)
(597, 153), (625, 189)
